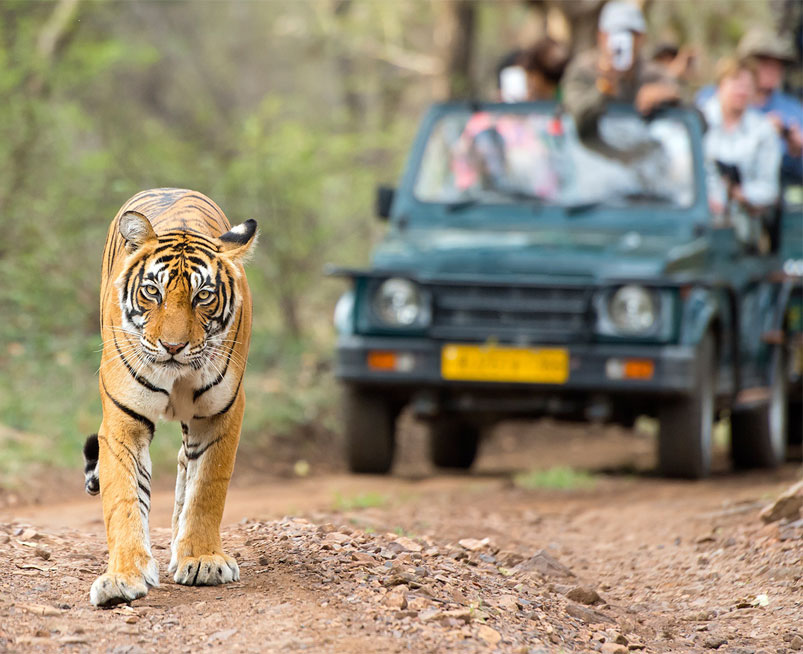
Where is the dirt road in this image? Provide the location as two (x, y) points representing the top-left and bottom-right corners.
(2, 423), (802, 653)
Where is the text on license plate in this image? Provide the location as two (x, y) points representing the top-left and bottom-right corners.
(441, 344), (569, 384)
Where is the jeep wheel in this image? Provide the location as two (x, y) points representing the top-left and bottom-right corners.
(342, 387), (398, 474)
(657, 332), (715, 479)
(731, 346), (788, 469)
(427, 418), (480, 470)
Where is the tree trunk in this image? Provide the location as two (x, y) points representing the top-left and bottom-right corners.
(433, 0), (477, 100)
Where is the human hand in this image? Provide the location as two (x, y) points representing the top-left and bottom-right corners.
(787, 124), (803, 157)
(668, 46), (697, 79)
(635, 82), (680, 116)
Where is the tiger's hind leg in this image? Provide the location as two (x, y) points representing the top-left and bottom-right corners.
(169, 393), (242, 586)
(90, 410), (159, 607)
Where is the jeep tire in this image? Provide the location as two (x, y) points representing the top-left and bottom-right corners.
(731, 345), (788, 469)
(343, 387), (398, 474)
(657, 332), (715, 479)
(427, 417), (480, 470)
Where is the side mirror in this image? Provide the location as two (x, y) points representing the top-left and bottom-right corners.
(375, 185), (395, 221)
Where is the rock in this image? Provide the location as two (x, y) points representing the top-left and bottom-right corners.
(18, 603), (61, 617)
(441, 608), (473, 625)
(476, 624), (502, 646)
(495, 594), (520, 612)
(565, 602), (615, 625)
(419, 608), (443, 622)
(325, 532), (350, 545)
(394, 536), (423, 553)
(516, 550), (575, 578)
(35, 547), (51, 561)
(458, 537), (491, 552)
(601, 644), (628, 654)
(791, 635), (803, 651)
(565, 585), (601, 605)
(383, 585), (408, 610)
(208, 628), (238, 642)
(20, 528), (40, 540)
(702, 635), (727, 649)
(759, 480), (803, 523)
(407, 597), (433, 612)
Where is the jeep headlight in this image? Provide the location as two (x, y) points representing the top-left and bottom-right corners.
(608, 285), (657, 333)
(373, 278), (424, 327)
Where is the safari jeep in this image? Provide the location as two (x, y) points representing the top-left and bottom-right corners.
(329, 102), (803, 479)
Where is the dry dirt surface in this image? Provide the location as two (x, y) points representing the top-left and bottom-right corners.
(1, 423), (802, 654)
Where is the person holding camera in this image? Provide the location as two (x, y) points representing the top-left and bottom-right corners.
(696, 28), (802, 187)
(701, 57), (781, 249)
(562, 1), (681, 141)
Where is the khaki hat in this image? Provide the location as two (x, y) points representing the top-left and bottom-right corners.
(737, 27), (796, 63)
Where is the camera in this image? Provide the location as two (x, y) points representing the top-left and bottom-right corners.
(607, 31), (634, 71)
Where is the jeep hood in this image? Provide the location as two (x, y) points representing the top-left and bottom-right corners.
(371, 228), (708, 280)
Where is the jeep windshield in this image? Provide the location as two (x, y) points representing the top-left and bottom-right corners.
(413, 106), (697, 212)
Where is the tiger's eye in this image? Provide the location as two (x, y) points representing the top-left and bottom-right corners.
(141, 285), (160, 301)
(196, 290), (212, 302)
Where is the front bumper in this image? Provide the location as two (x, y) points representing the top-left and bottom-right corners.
(335, 335), (699, 396)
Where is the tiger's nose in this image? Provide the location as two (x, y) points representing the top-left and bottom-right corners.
(160, 340), (188, 356)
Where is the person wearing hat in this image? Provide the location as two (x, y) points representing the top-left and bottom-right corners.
(562, 0), (681, 143)
(700, 57), (781, 249)
(696, 27), (802, 185)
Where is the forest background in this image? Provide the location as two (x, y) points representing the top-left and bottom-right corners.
(0, 0), (786, 482)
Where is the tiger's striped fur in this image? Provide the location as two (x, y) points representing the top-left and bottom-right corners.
(88, 188), (256, 607)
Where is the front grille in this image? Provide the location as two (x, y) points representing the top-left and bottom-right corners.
(429, 283), (591, 342)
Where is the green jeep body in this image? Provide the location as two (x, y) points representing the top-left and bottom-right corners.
(330, 102), (803, 478)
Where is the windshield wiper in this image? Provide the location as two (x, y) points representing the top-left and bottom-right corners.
(564, 200), (602, 215)
(564, 191), (674, 215)
(445, 198), (480, 212)
(445, 188), (544, 213)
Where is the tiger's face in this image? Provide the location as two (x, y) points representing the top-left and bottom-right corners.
(115, 211), (256, 377)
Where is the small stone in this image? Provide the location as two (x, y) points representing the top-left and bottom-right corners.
(565, 585), (601, 605)
(208, 628), (237, 642)
(458, 537), (491, 552)
(565, 602), (615, 625)
(419, 608), (443, 622)
(124, 616), (138, 624)
(20, 528), (40, 540)
(383, 586), (408, 610)
(407, 597), (433, 611)
(18, 603), (61, 617)
(476, 624), (502, 646)
(495, 594), (520, 612)
(601, 644), (628, 654)
(35, 547), (51, 561)
(760, 480), (803, 523)
(702, 635), (727, 649)
(59, 636), (88, 644)
(791, 635), (803, 651)
(516, 550), (575, 578)
(394, 536), (422, 553)
(325, 532), (350, 544)
(440, 608), (472, 624)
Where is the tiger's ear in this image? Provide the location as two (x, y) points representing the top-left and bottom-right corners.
(119, 211), (157, 254)
(217, 219), (258, 262)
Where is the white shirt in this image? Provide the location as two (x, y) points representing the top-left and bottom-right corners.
(701, 94), (781, 209)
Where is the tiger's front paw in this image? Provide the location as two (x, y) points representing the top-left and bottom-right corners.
(173, 553), (239, 586)
(90, 558), (159, 607)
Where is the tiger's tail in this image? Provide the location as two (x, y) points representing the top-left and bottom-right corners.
(83, 434), (100, 496)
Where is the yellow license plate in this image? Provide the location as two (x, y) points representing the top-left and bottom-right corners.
(441, 344), (569, 384)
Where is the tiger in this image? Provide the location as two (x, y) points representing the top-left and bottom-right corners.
(83, 188), (257, 607)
